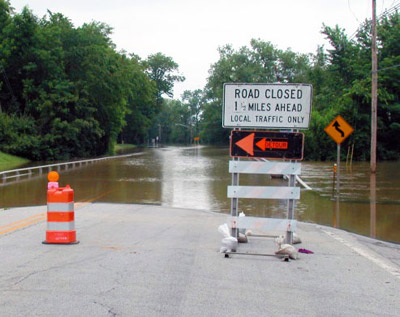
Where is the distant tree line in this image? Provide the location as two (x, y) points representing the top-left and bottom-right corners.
(1, 0), (399, 161)
(159, 10), (400, 160)
(0, 1), (183, 160)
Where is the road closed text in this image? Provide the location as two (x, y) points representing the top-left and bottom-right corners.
(234, 88), (303, 100)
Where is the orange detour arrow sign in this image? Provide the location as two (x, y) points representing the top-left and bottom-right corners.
(324, 115), (354, 144)
(256, 138), (289, 151)
(255, 138), (267, 151)
(230, 130), (304, 160)
(235, 133), (254, 155)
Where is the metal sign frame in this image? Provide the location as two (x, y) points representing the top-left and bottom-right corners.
(227, 159), (301, 245)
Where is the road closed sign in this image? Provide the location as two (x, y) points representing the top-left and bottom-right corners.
(223, 83), (313, 129)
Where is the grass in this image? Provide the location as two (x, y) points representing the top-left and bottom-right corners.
(0, 144), (135, 171)
(0, 152), (30, 172)
(114, 143), (136, 152)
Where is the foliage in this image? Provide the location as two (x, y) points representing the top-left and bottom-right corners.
(201, 38), (310, 145)
(153, 98), (192, 144)
(1, 2), (399, 162)
(0, 4), (164, 160)
(145, 52), (185, 108)
(0, 112), (39, 158)
(198, 12), (400, 160)
(181, 89), (203, 138)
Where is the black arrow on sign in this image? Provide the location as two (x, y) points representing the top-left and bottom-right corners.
(333, 121), (345, 137)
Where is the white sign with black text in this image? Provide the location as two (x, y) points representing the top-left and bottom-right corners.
(223, 83), (313, 129)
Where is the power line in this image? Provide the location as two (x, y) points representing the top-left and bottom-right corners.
(378, 63), (400, 72)
(348, 2), (400, 41)
(348, 0), (361, 25)
(0, 65), (16, 99)
(0, 65), (19, 111)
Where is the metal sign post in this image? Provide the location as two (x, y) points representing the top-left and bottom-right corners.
(286, 167), (296, 245)
(337, 144), (340, 196)
(324, 115), (354, 197)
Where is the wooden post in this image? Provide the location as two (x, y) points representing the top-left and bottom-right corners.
(371, 0), (378, 173)
(370, 173), (376, 238)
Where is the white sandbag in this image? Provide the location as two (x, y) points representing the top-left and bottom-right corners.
(238, 233), (248, 243)
(220, 236), (238, 253)
(293, 233), (302, 244)
(217, 223), (231, 238)
(218, 223), (238, 253)
(275, 243), (298, 260)
(275, 235), (285, 248)
(275, 233), (302, 246)
(238, 212), (246, 234)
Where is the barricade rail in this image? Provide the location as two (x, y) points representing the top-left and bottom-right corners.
(255, 158), (312, 190)
(0, 152), (143, 185)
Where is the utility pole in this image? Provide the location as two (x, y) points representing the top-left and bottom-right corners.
(371, 0), (378, 173)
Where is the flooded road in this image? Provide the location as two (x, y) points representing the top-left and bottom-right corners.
(1, 146), (399, 243)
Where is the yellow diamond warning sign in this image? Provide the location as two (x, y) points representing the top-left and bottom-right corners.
(324, 115), (354, 144)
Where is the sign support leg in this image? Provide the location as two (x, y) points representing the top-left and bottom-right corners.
(286, 167), (295, 245)
(230, 156), (239, 238)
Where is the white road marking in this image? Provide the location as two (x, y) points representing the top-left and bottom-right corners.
(321, 229), (400, 280)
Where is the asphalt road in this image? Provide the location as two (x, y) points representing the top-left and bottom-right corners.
(1, 203), (399, 316)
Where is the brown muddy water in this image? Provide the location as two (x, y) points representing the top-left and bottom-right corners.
(1, 146), (399, 243)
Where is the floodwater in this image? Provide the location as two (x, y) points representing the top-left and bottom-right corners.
(1, 146), (399, 243)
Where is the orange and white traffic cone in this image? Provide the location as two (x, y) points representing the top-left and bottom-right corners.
(43, 171), (79, 244)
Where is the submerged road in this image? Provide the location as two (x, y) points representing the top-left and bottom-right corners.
(0, 203), (399, 316)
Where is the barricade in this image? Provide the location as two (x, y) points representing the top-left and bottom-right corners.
(43, 172), (79, 244)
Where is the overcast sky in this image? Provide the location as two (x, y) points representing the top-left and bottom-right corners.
(9, 0), (399, 98)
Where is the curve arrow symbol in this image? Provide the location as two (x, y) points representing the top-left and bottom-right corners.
(333, 121), (345, 137)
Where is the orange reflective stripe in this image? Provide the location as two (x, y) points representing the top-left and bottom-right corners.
(47, 211), (74, 222)
(47, 186), (74, 203)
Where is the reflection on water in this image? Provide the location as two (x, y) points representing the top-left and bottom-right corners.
(297, 160), (400, 243)
(0, 146), (399, 243)
(370, 173), (377, 239)
(159, 147), (213, 210)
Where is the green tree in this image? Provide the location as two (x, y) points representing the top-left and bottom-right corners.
(202, 38), (311, 145)
(156, 99), (191, 144)
(181, 89), (203, 139)
(316, 12), (400, 160)
(0, 6), (159, 160)
(145, 52), (185, 107)
(120, 54), (157, 145)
